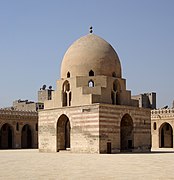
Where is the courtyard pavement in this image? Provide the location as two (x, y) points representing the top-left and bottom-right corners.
(0, 149), (174, 179)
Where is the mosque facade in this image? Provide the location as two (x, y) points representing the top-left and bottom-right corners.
(0, 86), (51, 149)
(0, 109), (38, 149)
(39, 31), (151, 153)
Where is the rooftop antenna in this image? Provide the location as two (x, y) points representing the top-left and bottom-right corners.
(89, 26), (93, 34)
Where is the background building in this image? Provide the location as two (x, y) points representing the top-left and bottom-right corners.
(0, 109), (38, 149)
(0, 85), (53, 149)
(151, 107), (174, 150)
(132, 92), (156, 109)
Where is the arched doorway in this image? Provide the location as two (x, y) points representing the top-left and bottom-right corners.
(21, 124), (32, 148)
(159, 123), (173, 148)
(57, 114), (70, 151)
(120, 114), (133, 152)
(0, 123), (13, 149)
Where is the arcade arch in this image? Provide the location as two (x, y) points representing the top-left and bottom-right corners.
(159, 122), (173, 148)
(21, 124), (32, 148)
(0, 123), (13, 149)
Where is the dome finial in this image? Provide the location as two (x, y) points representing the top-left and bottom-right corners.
(89, 26), (93, 34)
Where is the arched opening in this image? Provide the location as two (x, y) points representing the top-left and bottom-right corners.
(112, 72), (116, 77)
(153, 122), (157, 130)
(159, 123), (173, 148)
(113, 80), (121, 92)
(88, 80), (94, 87)
(120, 114), (133, 152)
(16, 122), (19, 131)
(57, 114), (70, 151)
(62, 81), (71, 107)
(113, 80), (121, 105)
(0, 123), (13, 149)
(111, 91), (115, 104)
(21, 124), (32, 148)
(35, 123), (38, 131)
(89, 70), (94, 76)
(67, 72), (70, 78)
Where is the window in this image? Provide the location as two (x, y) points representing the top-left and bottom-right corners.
(153, 122), (157, 130)
(113, 82), (117, 92)
(36, 123), (38, 131)
(89, 70), (94, 76)
(16, 123), (19, 131)
(113, 80), (121, 92)
(112, 72), (116, 77)
(111, 91), (115, 104)
(88, 80), (94, 87)
(62, 81), (71, 107)
(69, 92), (71, 106)
(67, 72), (70, 78)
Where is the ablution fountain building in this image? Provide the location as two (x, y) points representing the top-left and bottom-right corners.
(39, 29), (151, 153)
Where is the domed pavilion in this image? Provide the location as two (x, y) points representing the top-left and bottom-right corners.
(39, 30), (151, 153)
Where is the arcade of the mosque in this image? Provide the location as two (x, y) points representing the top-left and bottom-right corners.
(0, 29), (173, 152)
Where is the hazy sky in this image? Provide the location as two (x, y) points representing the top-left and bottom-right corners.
(0, 0), (174, 108)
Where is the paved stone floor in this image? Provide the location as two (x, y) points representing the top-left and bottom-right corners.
(0, 150), (174, 180)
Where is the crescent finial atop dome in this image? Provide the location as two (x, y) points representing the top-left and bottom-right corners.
(89, 26), (93, 34)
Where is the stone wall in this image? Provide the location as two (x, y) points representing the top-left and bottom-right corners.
(151, 108), (174, 150)
(39, 103), (151, 153)
(0, 109), (38, 149)
(99, 104), (151, 153)
(39, 104), (100, 153)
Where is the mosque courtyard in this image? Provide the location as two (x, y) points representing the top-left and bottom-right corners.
(0, 150), (174, 179)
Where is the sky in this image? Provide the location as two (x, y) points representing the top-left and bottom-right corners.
(0, 0), (174, 108)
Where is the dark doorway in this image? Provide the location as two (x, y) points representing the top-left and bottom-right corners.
(21, 124), (32, 148)
(120, 114), (133, 152)
(57, 114), (70, 151)
(0, 123), (13, 149)
(107, 142), (111, 154)
(160, 123), (173, 148)
(128, 140), (132, 149)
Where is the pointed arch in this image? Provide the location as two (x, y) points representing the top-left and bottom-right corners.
(0, 123), (13, 149)
(159, 122), (173, 148)
(21, 124), (32, 148)
(113, 80), (121, 92)
(112, 72), (116, 77)
(89, 70), (94, 76)
(62, 81), (71, 107)
(57, 114), (71, 151)
(67, 72), (70, 78)
(88, 80), (94, 87)
(112, 80), (121, 105)
(120, 114), (133, 152)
